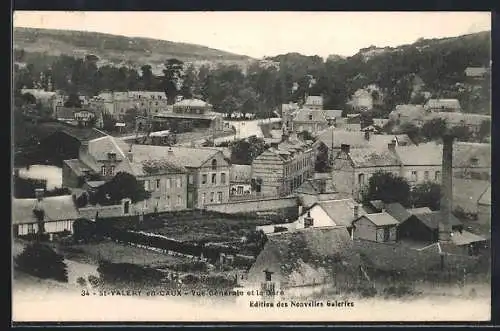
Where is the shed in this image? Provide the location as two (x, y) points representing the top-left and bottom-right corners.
(352, 212), (399, 243)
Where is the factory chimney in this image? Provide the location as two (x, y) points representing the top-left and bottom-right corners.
(439, 134), (454, 243)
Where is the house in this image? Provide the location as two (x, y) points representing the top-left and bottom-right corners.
(155, 99), (224, 133)
(348, 89), (373, 111)
(452, 142), (491, 180)
(55, 107), (104, 128)
(424, 112), (491, 134)
(230, 164), (252, 197)
(372, 118), (389, 128)
(129, 145), (231, 209)
(289, 109), (329, 134)
(294, 174), (350, 208)
(352, 212), (399, 243)
(477, 185), (491, 225)
(12, 190), (79, 237)
(322, 110), (343, 127)
(397, 211), (463, 243)
(303, 95), (323, 110)
(251, 133), (315, 197)
(464, 67), (489, 79)
(245, 227), (362, 291)
(424, 99), (462, 112)
(20, 88), (60, 115)
(388, 104), (427, 126)
(330, 142), (402, 200)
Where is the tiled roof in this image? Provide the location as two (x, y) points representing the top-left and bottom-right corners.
(425, 112), (490, 126)
(357, 212), (399, 227)
(383, 203), (412, 223)
(323, 110), (343, 120)
(348, 148), (401, 168)
(414, 211), (462, 230)
(407, 207), (433, 215)
(293, 109), (327, 122)
(62, 159), (94, 177)
(395, 142), (442, 166)
(424, 99), (462, 110)
(390, 105), (426, 121)
(130, 145), (222, 169)
(155, 111), (220, 120)
(12, 196), (79, 224)
(87, 136), (128, 161)
(451, 230), (487, 246)
(478, 185), (491, 206)
(465, 67), (489, 77)
(304, 95), (323, 106)
(173, 98), (212, 108)
(38, 123), (108, 142)
(316, 199), (366, 227)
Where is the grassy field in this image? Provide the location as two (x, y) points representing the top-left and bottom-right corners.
(58, 241), (188, 268)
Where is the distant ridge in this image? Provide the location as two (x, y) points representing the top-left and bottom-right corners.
(14, 27), (254, 66)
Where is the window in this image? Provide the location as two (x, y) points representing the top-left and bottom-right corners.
(424, 171), (429, 181)
(177, 195), (182, 206)
(144, 180), (150, 191)
(358, 173), (365, 186)
(308, 114), (313, 120)
(210, 192), (215, 202)
(188, 175), (194, 184)
(237, 186), (244, 195)
(411, 171), (418, 181)
(202, 174), (207, 184)
(217, 192), (223, 203)
(156, 179), (161, 189)
(202, 193), (206, 205)
(221, 173), (226, 184)
(177, 178), (182, 188)
(470, 158), (479, 166)
(123, 201), (130, 214)
(435, 171), (441, 182)
(383, 228), (390, 242)
(212, 174), (217, 184)
(101, 166), (106, 176)
(211, 159), (217, 170)
(27, 223), (35, 234)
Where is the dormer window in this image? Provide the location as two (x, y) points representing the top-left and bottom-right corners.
(211, 159), (217, 170)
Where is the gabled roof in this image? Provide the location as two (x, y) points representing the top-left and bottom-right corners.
(12, 196), (79, 224)
(451, 230), (487, 246)
(355, 212), (399, 227)
(425, 112), (490, 126)
(323, 110), (343, 120)
(63, 159), (94, 177)
(407, 207), (433, 215)
(87, 135), (129, 162)
(478, 185), (491, 206)
(293, 108), (328, 123)
(315, 128), (369, 149)
(173, 98), (212, 108)
(384, 203), (412, 223)
(130, 145), (223, 169)
(465, 67), (489, 77)
(304, 95), (323, 106)
(395, 142), (442, 166)
(414, 211), (462, 230)
(315, 198), (366, 227)
(424, 99), (462, 111)
(347, 148), (401, 168)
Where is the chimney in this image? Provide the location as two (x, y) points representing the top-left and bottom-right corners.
(298, 204), (303, 216)
(439, 134), (454, 243)
(364, 130), (370, 140)
(35, 188), (44, 201)
(388, 139), (396, 152)
(304, 211), (314, 228)
(340, 144), (350, 154)
(353, 204), (359, 220)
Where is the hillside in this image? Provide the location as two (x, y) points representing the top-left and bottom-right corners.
(14, 27), (253, 66)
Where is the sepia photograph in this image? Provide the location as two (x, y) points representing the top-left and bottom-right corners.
(11, 11), (491, 323)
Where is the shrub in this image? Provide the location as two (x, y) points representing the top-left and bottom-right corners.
(77, 277), (87, 287)
(383, 285), (416, 298)
(88, 275), (102, 288)
(15, 243), (68, 282)
(357, 285), (377, 298)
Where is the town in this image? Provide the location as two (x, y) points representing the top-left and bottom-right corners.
(12, 25), (491, 304)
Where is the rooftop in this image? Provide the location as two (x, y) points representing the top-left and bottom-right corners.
(62, 159), (94, 177)
(12, 195), (79, 224)
(424, 99), (462, 110)
(347, 147), (401, 168)
(173, 98), (212, 108)
(383, 202), (412, 223)
(304, 95), (323, 106)
(130, 145), (222, 169)
(414, 211), (462, 230)
(292, 109), (327, 122)
(357, 212), (399, 227)
(315, 198), (366, 227)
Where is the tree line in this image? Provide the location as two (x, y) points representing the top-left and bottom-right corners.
(14, 30), (490, 119)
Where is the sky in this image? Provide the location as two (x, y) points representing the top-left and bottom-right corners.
(13, 11), (491, 59)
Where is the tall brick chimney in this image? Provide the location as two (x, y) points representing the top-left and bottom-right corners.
(439, 134), (454, 243)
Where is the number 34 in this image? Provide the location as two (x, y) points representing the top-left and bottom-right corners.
(81, 289), (90, 296)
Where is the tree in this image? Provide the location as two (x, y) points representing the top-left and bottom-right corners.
(398, 122), (421, 143)
(362, 171), (411, 207)
(122, 108), (139, 126)
(21, 92), (37, 105)
(477, 119), (491, 142)
(180, 64), (196, 99)
(230, 137), (268, 165)
(102, 111), (117, 132)
(73, 218), (97, 243)
(94, 172), (151, 205)
(245, 230), (268, 256)
(15, 243), (68, 282)
(410, 181), (441, 211)
(163, 58), (184, 104)
(64, 93), (83, 108)
(314, 142), (330, 173)
(410, 92), (427, 105)
(420, 118), (447, 141)
(140, 65), (154, 90)
(450, 124), (473, 142)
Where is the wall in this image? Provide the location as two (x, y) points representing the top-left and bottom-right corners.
(139, 173), (188, 213)
(252, 150), (285, 196)
(16, 220), (73, 236)
(294, 205), (336, 229)
(400, 165), (442, 186)
(205, 196), (297, 214)
(78, 202), (133, 219)
(353, 217), (377, 242)
(331, 153), (355, 197)
(62, 162), (80, 188)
